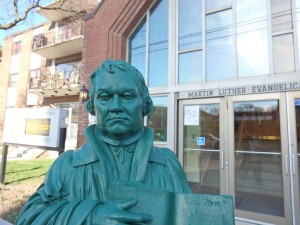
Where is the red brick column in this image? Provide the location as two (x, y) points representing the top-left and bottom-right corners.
(77, 0), (155, 147)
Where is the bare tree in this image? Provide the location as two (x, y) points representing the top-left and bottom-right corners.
(0, 0), (98, 30)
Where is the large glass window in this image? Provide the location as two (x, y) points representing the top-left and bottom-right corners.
(271, 0), (292, 33)
(148, 0), (169, 87)
(178, 0), (202, 51)
(179, 51), (203, 84)
(273, 34), (295, 73)
(206, 0), (231, 12)
(178, 0), (202, 84)
(206, 10), (234, 81)
(129, 19), (146, 77)
(129, 0), (169, 87)
(236, 0), (269, 77)
(147, 96), (168, 142)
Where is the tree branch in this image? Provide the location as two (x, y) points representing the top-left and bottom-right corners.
(0, 0), (95, 30)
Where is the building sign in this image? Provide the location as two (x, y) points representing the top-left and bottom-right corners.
(179, 81), (300, 99)
(3, 108), (68, 148)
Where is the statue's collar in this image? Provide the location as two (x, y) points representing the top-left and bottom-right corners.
(72, 125), (166, 172)
(94, 127), (144, 146)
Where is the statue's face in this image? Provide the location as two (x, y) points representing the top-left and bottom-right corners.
(93, 70), (144, 139)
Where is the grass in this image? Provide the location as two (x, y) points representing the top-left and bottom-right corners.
(4, 158), (54, 185)
(0, 158), (55, 224)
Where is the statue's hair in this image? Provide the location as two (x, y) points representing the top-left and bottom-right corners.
(85, 60), (154, 117)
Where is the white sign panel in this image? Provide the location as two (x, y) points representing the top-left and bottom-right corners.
(3, 108), (68, 148)
(184, 105), (199, 125)
(179, 81), (300, 99)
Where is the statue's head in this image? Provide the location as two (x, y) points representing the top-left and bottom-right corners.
(86, 60), (154, 139)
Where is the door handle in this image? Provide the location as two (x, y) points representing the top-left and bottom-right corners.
(285, 154), (289, 175)
(292, 154), (296, 176)
(221, 151), (224, 169)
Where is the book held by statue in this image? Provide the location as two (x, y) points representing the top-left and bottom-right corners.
(108, 180), (235, 225)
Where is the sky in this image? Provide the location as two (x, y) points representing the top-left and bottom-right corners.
(0, 0), (50, 46)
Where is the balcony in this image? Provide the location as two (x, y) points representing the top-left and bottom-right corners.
(28, 70), (80, 98)
(31, 23), (83, 59)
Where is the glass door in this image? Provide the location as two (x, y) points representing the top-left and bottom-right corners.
(287, 92), (300, 225)
(178, 98), (227, 195)
(228, 93), (292, 225)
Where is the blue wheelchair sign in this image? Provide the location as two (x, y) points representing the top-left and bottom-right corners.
(197, 137), (205, 146)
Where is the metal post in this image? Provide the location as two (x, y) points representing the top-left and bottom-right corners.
(0, 144), (9, 184)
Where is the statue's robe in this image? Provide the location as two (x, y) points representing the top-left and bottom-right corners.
(16, 125), (191, 225)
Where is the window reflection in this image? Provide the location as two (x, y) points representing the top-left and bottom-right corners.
(129, 19), (146, 77)
(147, 96), (168, 142)
(296, 0), (300, 64)
(205, 0), (231, 12)
(234, 100), (284, 217)
(56, 61), (81, 84)
(178, 0), (202, 51)
(271, 0), (292, 33)
(183, 104), (220, 194)
(273, 34), (295, 73)
(179, 51), (202, 84)
(206, 10), (234, 81)
(148, 0), (168, 87)
(236, 0), (269, 77)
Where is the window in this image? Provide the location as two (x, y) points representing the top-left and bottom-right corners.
(148, 0), (169, 87)
(206, 0), (231, 12)
(32, 34), (46, 49)
(271, 0), (295, 74)
(129, 19), (146, 77)
(271, 0), (292, 33)
(206, 9), (234, 81)
(236, 0), (269, 77)
(129, 0), (169, 87)
(273, 34), (295, 73)
(178, 0), (203, 84)
(29, 69), (41, 89)
(9, 73), (18, 87)
(12, 41), (22, 55)
(147, 96), (168, 142)
(56, 61), (81, 84)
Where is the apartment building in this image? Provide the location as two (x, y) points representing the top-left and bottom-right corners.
(0, 0), (98, 150)
(80, 0), (300, 224)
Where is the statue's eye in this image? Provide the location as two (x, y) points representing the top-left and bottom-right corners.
(123, 92), (135, 100)
(98, 93), (111, 101)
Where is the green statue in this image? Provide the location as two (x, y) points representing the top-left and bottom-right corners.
(16, 60), (191, 225)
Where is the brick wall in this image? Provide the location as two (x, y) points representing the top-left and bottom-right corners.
(77, 0), (155, 147)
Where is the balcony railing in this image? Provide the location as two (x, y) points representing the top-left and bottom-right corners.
(32, 22), (83, 50)
(29, 71), (80, 90)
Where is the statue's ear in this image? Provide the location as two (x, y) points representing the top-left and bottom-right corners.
(85, 98), (95, 116)
(142, 97), (154, 117)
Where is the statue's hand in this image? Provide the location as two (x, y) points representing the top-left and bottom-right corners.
(92, 198), (152, 225)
